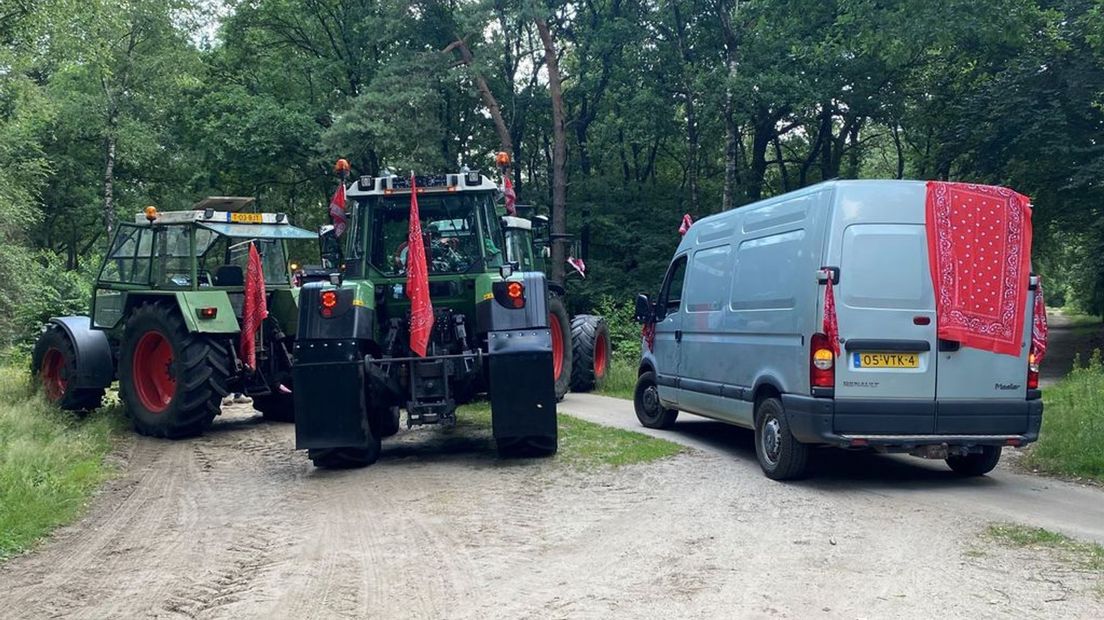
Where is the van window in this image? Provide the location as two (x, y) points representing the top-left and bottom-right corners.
(685, 246), (732, 312)
(659, 255), (688, 314)
(730, 229), (805, 311)
(841, 224), (929, 309)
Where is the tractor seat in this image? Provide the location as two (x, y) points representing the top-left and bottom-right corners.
(214, 265), (244, 287)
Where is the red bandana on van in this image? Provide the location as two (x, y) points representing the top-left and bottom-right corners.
(925, 181), (1033, 357)
(823, 277), (841, 356)
(1032, 278), (1048, 364)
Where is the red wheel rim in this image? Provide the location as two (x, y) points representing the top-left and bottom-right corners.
(549, 313), (564, 380)
(594, 332), (609, 379)
(40, 348), (67, 402)
(132, 331), (176, 413)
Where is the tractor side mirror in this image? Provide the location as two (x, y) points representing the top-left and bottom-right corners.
(634, 294), (655, 324)
(318, 225), (343, 270)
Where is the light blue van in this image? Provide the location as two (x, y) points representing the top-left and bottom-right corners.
(633, 180), (1042, 480)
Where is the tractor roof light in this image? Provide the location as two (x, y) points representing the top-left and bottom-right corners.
(144, 206), (158, 222)
(495, 151), (511, 168)
(334, 158), (351, 174)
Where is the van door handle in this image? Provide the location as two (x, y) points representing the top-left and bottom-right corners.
(938, 339), (960, 352)
(675, 330), (683, 343)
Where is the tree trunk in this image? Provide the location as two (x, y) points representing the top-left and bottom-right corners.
(891, 124), (905, 179)
(102, 112), (118, 241)
(445, 39), (513, 154)
(747, 115), (773, 201)
(723, 95), (739, 211)
(536, 18), (567, 286)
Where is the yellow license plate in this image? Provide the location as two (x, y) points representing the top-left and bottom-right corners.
(230, 212), (263, 223)
(853, 352), (919, 368)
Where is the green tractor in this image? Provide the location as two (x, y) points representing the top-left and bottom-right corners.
(31, 197), (317, 437)
(292, 166), (611, 468)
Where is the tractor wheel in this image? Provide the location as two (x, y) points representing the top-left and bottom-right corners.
(253, 392), (295, 423)
(118, 302), (230, 439)
(548, 296), (572, 401)
(569, 315), (612, 393)
(497, 435), (558, 459)
(31, 324), (105, 412)
(309, 442), (380, 469)
(375, 405), (402, 438)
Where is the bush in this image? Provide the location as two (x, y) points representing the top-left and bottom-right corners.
(1027, 350), (1104, 481)
(593, 295), (642, 364)
(0, 249), (94, 352)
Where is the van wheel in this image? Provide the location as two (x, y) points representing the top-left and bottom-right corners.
(754, 397), (809, 481)
(634, 371), (678, 429)
(946, 446), (1002, 476)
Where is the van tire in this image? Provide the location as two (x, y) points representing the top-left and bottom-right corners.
(754, 397), (809, 481)
(634, 371), (678, 429)
(946, 446), (1002, 476)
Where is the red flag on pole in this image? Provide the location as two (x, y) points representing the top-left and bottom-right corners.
(679, 214), (693, 235)
(823, 276), (841, 356)
(328, 182), (348, 237)
(502, 176), (517, 216)
(406, 174), (434, 357)
(240, 243), (268, 369)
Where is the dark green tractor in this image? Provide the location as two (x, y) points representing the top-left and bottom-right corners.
(292, 168), (611, 468)
(32, 198), (316, 437)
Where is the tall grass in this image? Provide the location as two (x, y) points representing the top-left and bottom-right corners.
(597, 358), (637, 400)
(1027, 350), (1104, 482)
(0, 366), (122, 560)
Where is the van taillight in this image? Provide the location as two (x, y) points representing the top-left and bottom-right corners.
(810, 333), (835, 389)
(1027, 352), (1039, 390)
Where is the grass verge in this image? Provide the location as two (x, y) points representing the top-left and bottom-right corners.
(0, 365), (122, 561)
(986, 523), (1104, 594)
(457, 402), (683, 468)
(596, 358), (637, 401)
(1025, 350), (1104, 482)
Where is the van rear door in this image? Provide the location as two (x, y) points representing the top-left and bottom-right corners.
(933, 286), (1033, 434)
(834, 222), (939, 434)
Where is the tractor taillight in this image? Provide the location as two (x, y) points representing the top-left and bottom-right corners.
(810, 333), (835, 389)
(196, 307), (217, 320)
(1027, 351), (1040, 390)
(492, 280), (526, 309)
(320, 290), (338, 318)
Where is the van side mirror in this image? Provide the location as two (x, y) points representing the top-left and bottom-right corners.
(634, 294), (655, 324)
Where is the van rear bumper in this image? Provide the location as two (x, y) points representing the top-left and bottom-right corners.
(782, 395), (1043, 448)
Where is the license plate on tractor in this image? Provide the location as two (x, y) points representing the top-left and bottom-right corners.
(230, 212), (263, 223)
(853, 352), (919, 369)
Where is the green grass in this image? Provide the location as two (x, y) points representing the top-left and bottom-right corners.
(1025, 351), (1104, 482)
(1049, 307), (1102, 329)
(0, 366), (123, 561)
(457, 401), (683, 468)
(986, 523), (1104, 593)
(595, 358), (637, 401)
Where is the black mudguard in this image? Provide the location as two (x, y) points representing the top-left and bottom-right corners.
(291, 339), (373, 449)
(488, 328), (557, 444)
(43, 316), (115, 389)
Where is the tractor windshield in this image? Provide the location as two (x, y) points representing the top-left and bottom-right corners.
(153, 226), (290, 288)
(364, 192), (504, 276)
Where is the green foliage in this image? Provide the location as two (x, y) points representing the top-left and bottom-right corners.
(986, 523), (1104, 575)
(596, 359), (638, 401)
(1026, 349), (1104, 481)
(0, 367), (123, 560)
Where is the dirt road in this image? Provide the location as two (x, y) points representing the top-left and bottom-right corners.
(2, 394), (1102, 618)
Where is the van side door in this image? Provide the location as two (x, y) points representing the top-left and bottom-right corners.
(653, 254), (688, 406)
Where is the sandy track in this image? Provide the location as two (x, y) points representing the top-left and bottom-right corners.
(1, 399), (1102, 619)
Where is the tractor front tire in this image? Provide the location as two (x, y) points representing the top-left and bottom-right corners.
(375, 406), (402, 438)
(31, 325), (105, 412)
(570, 315), (612, 393)
(118, 302), (230, 439)
(253, 392), (295, 423)
(548, 296), (572, 401)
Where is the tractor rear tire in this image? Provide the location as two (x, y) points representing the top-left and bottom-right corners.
(118, 302), (230, 439)
(569, 315), (612, 393)
(253, 392), (295, 423)
(376, 405), (401, 438)
(548, 296), (572, 401)
(309, 443), (381, 469)
(497, 436), (558, 459)
(31, 325), (105, 412)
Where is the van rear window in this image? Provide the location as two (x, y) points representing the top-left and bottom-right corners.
(841, 224), (931, 309)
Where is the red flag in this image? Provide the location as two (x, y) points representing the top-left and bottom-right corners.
(642, 322), (656, 353)
(1032, 278), (1048, 364)
(240, 243), (268, 369)
(823, 276), (841, 356)
(502, 176), (517, 215)
(567, 256), (586, 278)
(406, 174), (434, 357)
(679, 214), (693, 235)
(329, 182), (348, 237)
